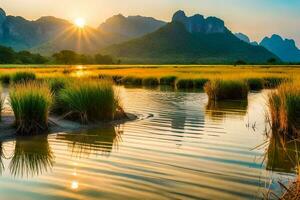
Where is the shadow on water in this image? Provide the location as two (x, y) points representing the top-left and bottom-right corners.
(205, 100), (248, 121)
(9, 134), (54, 178)
(265, 133), (300, 173)
(56, 125), (123, 158)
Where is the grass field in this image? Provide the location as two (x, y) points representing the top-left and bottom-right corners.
(0, 65), (299, 82)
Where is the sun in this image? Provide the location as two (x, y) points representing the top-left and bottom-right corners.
(74, 18), (86, 28)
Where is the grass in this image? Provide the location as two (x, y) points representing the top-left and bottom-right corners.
(142, 77), (159, 86)
(268, 81), (300, 138)
(194, 78), (209, 89)
(58, 79), (119, 123)
(246, 78), (264, 90)
(9, 82), (52, 135)
(160, 76), (177, 86)
(46, 78), (69, 94)
(0, 86), (3, 121)
(11, 72), (36, 84)
(264, 77), (288, 88)
(204, 79), (249, 100)
(176, 79), (194, 89)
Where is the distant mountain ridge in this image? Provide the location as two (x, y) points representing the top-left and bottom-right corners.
(260, 34), (300, 62)
(102, 11), (278, 64)
(0, 7), (164, 55)
(99, 14), (166, 39)
(234, 33), (258, 46)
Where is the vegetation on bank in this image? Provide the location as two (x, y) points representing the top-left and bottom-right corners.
(268, 81), (300, 138)
(204, 79), (249, 100)
(9, 82), (53, 135)
(58, 79), (119, 123)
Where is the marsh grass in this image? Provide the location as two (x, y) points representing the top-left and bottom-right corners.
(0, 87), (3, 121)
(9, 82), (52, 135)
(204, 79), (249, 100)
(11, 72), (36, 84)
(142, 77), (159, 86)
(246, 78), (264, 90)
(268, 82), (300, 138)
(58, 79), (118, 123)
(160, 76), (177, 86)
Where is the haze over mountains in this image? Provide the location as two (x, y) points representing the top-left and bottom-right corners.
(0, 7), (299, 63)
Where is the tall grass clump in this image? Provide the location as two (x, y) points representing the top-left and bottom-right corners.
(268, 82), (300, 138)
(11, 72), (36, 84)
(9, 82), (52, 135)
(0, 87), (4, 121)
(142, 77), (159, 86)
(246, 78), (264, 90)
(0, 74), (11, 85)
(47, 78), (69, 94)
(58, 80), (119, 123)
(160, 76), (177, 86)
(204, 79), (249, 101)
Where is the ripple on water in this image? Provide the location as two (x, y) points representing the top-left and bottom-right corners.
(0, 87), (297, 199)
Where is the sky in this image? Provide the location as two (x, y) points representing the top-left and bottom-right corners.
(1, 0), (300, 46)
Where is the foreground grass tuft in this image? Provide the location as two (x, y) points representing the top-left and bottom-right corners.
(9, 82), (52, 135)
(11, 72), (36, 84)
(204, 79), (249, 100)
(58, 80), (119, 123)
(268, 82), (300, 137)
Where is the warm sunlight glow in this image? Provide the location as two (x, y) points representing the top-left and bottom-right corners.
(74, 18), (86, 28)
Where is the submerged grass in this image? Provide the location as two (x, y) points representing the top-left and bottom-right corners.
(11, 72), (36, 84)
(204, 79), (249, 100)
(268, 82), (300, 138)
(58, 79), (118, 123)
(9, 82), (52, 135)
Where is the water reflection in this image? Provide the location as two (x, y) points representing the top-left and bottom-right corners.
(266, 133), (300, 173)
(205, 100), (248, 121)
(56, 125), (122, 158)
(9, 135), (54, 178)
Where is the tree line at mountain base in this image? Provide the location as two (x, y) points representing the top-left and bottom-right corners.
(0, 45), (118, 64)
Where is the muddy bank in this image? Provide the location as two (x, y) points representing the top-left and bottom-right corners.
(0, 112), (137, 142)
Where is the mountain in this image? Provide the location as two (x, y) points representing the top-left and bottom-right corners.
(235, 33), (258, 46)
(99, 14), (166, 39)
(0, 8), (127, 55)
(102, 11), (279, 64)
(260, 34), (300, 62)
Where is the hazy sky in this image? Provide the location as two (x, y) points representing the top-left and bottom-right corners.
(2, 0), (300, 46)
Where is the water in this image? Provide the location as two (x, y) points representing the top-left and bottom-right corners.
(0, 87), (298, 200)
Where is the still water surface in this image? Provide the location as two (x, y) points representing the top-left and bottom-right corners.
(0, 87), (298, 200)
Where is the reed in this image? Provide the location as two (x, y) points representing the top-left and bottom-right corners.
(268, 82), (300, 137)
(11, 72), (36, 84)
(204, 79), (249, 100)
(9, 82), (52, 135)
(58, 79), (118, 123)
